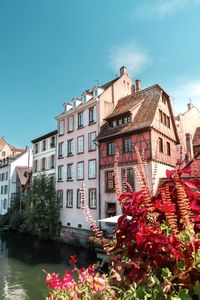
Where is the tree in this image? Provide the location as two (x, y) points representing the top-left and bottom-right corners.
(24, 175), (60, 239)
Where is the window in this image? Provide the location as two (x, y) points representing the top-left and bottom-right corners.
(109, 121), (114, 128)
(105, 202), (116, 218)
(77, 189), (81, 208)
(88, 159), (96, 179)
(58, 142), (63, 158)
(89, 106), (96, 124)
(34, 160), (38, 172)
(159, 109), (163, 123)
(2, 151), (5, 157)
(57, 190), (63, 208)
(167, 116), (170, 128)
(122, 168), (135, 188)
(42, 140), (46, 151)
(2, 173), (4, 181)
(42, 158), (46, 170)
(167, 142), (171, 156)
(89, 188), (97, 209)
(58, 165), (63, 181)
(50, 155), (55, 168)
(1, 186), (3, 194)
(78, 112), (83, 128)
(107, 142), (115, 156)
(117, 119), (122, 126)
(3, 199), (7, 210)
(123, 116), (131, 124)
(123, 138), (132, 153)
(77, 136), (84, 154)
(67, 139), (73, 156)
(68, 116), (74, 132)
(159, 137), (163, 153)
(77, 162), (84, 180)
(35, 143), (39, 153)
(58, 119), (65, 135)
(105, 171), (115, 192)
(6, 172), (8, 180)
(94, 90), (98, 97)
(50, 136), (55, 148)
(67, 163), (73, 181)
(88, 132), (96, 151)
(66, 190), (73, 208)
(4, 185), (8, 194)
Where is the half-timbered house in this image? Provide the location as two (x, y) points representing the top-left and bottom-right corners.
(97, 83), (180, 222)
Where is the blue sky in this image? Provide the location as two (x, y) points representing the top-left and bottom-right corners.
(1, 0), (200, 147)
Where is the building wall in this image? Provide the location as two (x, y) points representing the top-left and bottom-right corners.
(32, 133), (57, 180)
(0, 149), (32, 215)
(57, 103), (99, 231)
(176, 105), (200, 158)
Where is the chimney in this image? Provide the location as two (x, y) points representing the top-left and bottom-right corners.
(187, 101), (193, 110)
(120, 66), (127, 76)
(63, 102), (73, 112)
(135, 79), (141, 92)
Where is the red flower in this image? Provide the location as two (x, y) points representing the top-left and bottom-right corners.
(69, 255), (77, 266)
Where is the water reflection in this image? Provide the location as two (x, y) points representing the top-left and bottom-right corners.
(0, 231), (96, 300)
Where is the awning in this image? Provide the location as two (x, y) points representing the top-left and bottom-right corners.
(99, 215), (132, 224)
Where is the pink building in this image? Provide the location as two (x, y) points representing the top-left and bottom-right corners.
(56, 67), (134, 243)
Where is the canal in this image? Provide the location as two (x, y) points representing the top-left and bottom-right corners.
(0, 231), (97, 299)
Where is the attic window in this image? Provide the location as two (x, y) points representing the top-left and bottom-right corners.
(94, 90), (98, 97)
(123, 116), (131, 124)
(109, 121), (113, 128)
(117, 119), (122, 126)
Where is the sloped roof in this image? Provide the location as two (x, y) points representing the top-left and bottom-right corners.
(16, 167), (32, 185)
(193, 127), (200, 146)
(97, 84), (179, 143)
(97, 85), (162, 140)
(0, 138), (6, 151)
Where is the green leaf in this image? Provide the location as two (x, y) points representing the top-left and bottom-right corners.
(178, 288), (192, 300)
(161, 268), (172, 279)
(194, 282), (200, 299)
(177, 261), (186, 271)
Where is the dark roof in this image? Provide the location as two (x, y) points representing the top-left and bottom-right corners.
(97, 84), (179, 142)
(97, 85), (161, 140)
(193, 127), (200, 146)
(31, 130), (57, 144)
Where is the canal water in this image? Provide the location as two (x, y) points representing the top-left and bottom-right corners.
(0, 231), (97, 300)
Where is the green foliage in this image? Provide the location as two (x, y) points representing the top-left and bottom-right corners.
(10, 210), (26, 229)
(0, 211), (11, 227)
(24, 175), (60, 239)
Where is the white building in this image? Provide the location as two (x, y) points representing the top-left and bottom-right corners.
(31, 130), (57, 183)
(0, 148), (32, 215)
(55, 67), (134, 243)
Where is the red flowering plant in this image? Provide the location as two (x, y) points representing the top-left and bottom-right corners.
(44, 147), (200, 299)
(110, 148), (200, 297)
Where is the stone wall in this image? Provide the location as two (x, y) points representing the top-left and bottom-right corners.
(60, 226), (93, 248)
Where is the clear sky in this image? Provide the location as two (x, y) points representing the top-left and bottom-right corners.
(1, 0), (200, 147)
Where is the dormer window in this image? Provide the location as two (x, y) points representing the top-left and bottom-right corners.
(94, 90), (98, 97)
(117, 119), (122, 126)
(123, 116), (131, 124)
(109, 121), (113, 128)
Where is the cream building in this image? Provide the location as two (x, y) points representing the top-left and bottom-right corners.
(56, 67), (134, 243)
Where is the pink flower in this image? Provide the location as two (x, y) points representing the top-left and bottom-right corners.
(93, 276), (106, 292)
(111, 269), (121, 282)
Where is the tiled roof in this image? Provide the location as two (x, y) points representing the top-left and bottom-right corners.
(16, 167), (32, 186)
(193, 127), (200, 146)
(97, 85), (162, 140)
(0, 138), (6, 151)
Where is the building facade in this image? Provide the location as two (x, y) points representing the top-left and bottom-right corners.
(97, 84), (179, 229)
(175, 103), (200, 162)
(56, 67), (134, 242)
(0, 148), (32, 215)
(0, 137), (25, 159)
(31, 130), (57, 183)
